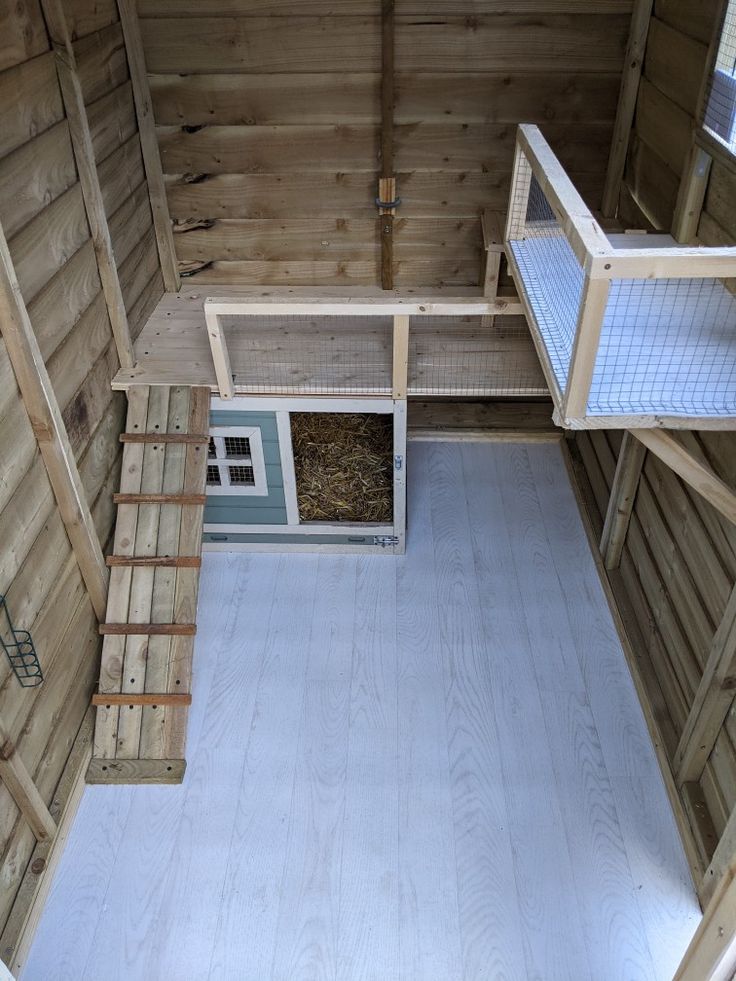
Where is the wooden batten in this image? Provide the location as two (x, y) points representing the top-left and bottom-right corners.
(599, 432), (647, 570)
(116, 0), (179, 292)
(38, 0), (135, 370)
(601, 0), (654, 217)
(0, 220), (108, 621)
(379, 0), (395, 290)
(0, 718), (56, 844)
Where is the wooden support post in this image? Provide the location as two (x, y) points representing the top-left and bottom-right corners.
(0, 222), (108, 620)
(672, 144), (713, 243)
(379, 0), (395, 290)
(204, 305), (234, 399)
(562, 277), (610, 420)
(703, 802), (736, 907)
(674, 862), (736, 980)
(675, 583), (736, 784)
(0, 717), (56, 843)
(38, 0), (135, 370)
(631, 429), (736, 526)
(480, 210), (505, 327)
(392, 314), (410, 399)
(601, 0), (654, 217)
(505, 142), (533, 241)
(392, 398), (407, 554)
(599, 432), (647, 569)
(117, 0), (180, 292)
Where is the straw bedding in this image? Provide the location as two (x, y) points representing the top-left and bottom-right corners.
(290, 413), (393, 523)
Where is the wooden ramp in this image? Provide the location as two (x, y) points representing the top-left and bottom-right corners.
(87, 385), (210, 784)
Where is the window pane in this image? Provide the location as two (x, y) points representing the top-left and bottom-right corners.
(224, 436), (251, 458)
(228, 465), (255, 486)
(206, 465), (221, 486)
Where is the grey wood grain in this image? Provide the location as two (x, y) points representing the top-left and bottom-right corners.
(23, 443), (700, 981)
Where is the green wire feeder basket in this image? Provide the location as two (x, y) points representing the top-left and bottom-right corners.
(0, 594), (43, 687)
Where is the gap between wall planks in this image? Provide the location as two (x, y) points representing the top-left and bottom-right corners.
(116, 0), (180, 293)
(37, 0), (135, 370)
(0, 220), (108, 621)
(601, 0), (654, 217)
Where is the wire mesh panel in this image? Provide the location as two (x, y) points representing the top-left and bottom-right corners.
(507, 170), (586, 394)
(408, 314), (547, 396)
(221, 313), (393, 395)
(591, 278), (736, 416)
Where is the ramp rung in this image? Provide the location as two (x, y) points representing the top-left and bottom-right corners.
(92, 693), (192, 707)
(106, 555), (202, 568)
(120, 433), (209, 444)
(99, 623), (196, 636)
(114, 493), (206, 505)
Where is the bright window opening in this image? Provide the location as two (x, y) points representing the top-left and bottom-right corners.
(703, 1), (736, 156)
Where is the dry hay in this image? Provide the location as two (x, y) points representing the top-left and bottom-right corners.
(291, 413), (393, 523)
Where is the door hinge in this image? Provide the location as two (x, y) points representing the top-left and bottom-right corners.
(373, 535), (400, 547)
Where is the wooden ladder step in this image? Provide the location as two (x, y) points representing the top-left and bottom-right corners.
(113, 493), (206, 505)
(120, 433), (209, 444)
(99, 623), (197, 636)
(106, 555), (202, 568)
(92, 693), (192, 707)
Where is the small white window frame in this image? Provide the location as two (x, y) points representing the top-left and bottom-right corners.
(206, 426), (268, 496)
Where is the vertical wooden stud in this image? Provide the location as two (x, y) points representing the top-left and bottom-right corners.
(379, 0), (395, 290)
(392, 314), (410, 400)
(117, 0), (180, 292)
(599, 432), (647, 569)
(39, 0), (135, 369)
(562, 276), (610, 421)
(601, 0), (655, 217)
(204, 307), (234, 399)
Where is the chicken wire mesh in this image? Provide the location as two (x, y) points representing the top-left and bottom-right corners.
(591, 278), (736, 417)
(220, 313), (393, 395)
(407, 315), (547, 396)
(507, 167), (585, 394)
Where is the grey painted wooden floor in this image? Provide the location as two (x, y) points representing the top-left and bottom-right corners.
(23, 443), (700, 981)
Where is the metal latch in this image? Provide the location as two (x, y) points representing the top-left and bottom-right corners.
(373, 535), (400, 547)
(394, 454), (403, 471)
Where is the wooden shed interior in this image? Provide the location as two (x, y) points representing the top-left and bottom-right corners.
(2, 0), (736, 978)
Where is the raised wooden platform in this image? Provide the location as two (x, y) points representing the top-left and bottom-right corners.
(88, 385), (210, 785)
(112, 286), (547, 399)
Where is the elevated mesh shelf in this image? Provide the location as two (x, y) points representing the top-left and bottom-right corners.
(506, 125), (736, 429)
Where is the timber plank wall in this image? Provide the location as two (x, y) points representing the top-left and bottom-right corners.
(576, 0), (736, 896)
(139, 0), (630, 288)
(0, 0), (163, 948)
